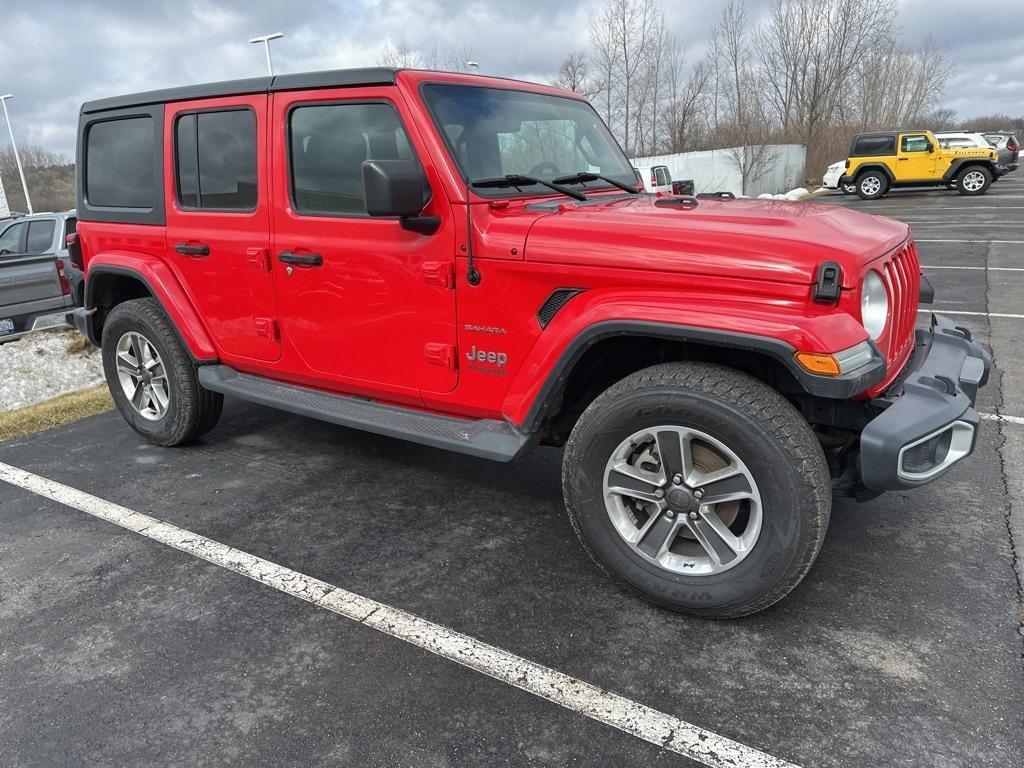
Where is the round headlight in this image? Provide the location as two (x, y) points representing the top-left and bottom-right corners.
(861, 270), (889, 340)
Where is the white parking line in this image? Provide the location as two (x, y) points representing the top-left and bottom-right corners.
(919, 309), (1024, 319)
(0, 461), (799, 768)
(915, 239), (1024, 245)
(982, 412), (1024, 427)
(921, 266), (1024, 272)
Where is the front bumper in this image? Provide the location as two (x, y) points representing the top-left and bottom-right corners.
(860, 314), (991, 491)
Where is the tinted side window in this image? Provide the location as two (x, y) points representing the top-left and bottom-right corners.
(854, 136), (896, 156)
(289, 103), (415, 216)
(901, 135), (930, 152)
(86, 117), (155, 208)
(176, 109), (257, 211)
(26, 220), (56, 253)
(0, 222), (24, 254)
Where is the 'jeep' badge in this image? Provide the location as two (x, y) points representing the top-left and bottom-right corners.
(466, 346), (509, 376)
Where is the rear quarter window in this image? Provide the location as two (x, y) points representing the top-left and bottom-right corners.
(853, 136), (896, 156)
(85, 116), (156, 208)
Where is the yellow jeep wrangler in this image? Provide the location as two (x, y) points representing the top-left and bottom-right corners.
(840, 130), (1001, 200)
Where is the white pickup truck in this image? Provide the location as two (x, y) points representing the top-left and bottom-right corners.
(0, 213), (74, 343)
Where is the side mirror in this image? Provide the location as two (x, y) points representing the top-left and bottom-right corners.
(927, 143), (935, 153)
(362, 159), (439, 235)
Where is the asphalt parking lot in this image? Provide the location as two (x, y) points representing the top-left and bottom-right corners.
(2, 177), (1023, 768)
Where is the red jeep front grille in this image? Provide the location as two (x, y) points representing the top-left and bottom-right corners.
(878, 241), (920, 367)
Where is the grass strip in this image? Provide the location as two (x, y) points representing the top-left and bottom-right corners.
(0, 385), (113, 442)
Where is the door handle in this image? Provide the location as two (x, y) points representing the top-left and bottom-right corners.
(897, 157), (908, 161)
(278, 251), (323, 267)
(175, 242), (210, 256)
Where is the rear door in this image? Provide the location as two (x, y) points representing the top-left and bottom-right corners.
(164, 95), (279, 362)
(0, 218), (65, 338)
(270, 86), (458, 395)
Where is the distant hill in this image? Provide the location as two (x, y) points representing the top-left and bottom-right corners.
(0, 146), (76, 213)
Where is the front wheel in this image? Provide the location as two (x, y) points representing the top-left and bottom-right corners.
(562, 363), (831, 618)
(955, 166), (992, 195)
(840, 182), (857, 195)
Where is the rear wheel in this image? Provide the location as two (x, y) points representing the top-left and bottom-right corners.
(856, 170), (888, 200)
(562, 363), (831, 618)
(840, 182), (857, 195)
(955, 165), (992, 195)
(101, 298), (222, 446)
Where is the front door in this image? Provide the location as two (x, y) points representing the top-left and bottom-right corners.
(270, 87), (457, 395)
(897, 134), (937, 181)
(164, 95), (280, 362)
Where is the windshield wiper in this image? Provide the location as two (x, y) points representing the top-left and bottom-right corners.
(471, 174), (588, 202)
(552, 172), (640, 194)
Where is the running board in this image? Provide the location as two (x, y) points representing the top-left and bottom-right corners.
(197, 365), (529, 462)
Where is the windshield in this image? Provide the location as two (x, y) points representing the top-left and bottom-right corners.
(421, 84), (635, 196)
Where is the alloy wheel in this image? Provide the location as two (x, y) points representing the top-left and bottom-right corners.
(115, 331), (170, 421)
(602, 426), (763, 576)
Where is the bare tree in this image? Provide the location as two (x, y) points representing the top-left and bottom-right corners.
(551, 51), (597, 98)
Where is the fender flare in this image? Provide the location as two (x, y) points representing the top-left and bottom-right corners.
(85, 257), (218, 363)
(942, 158), (995, 182)
(851, 163), (895, 183)
(503, 294), (885, 432)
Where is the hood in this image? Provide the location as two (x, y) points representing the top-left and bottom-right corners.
(522, 194), (909, 287)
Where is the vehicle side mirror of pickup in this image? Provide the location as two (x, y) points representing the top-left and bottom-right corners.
(362, 159), (440, 235)
(927, 142), (935, 153)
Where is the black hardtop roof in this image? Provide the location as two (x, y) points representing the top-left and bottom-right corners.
(853, 130), (929, 138)
(81, 67), (400, 114)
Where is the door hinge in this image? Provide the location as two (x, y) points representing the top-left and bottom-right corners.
(423, 261), (455, 289)
(255, 318), (279, 341)
(424, 343), (457, 369)
(246, 247), (272, 272)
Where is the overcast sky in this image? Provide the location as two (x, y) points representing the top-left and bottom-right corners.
(0, 0), (1020, 159)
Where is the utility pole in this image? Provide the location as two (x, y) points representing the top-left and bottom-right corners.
(249, 33), (284, 76)
(0, 94), (32, 214)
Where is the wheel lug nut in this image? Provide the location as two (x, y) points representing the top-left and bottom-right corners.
(665, 510), (676, 519)
(693, 489), (705, 500)
(689, 511), (698, 520)
(654, 489), (665, 499)
(672, 474), (683, 485)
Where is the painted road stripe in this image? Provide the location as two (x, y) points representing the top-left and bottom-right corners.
(921, 265), (1024, 272)
(918, 309), (1024, 319)
(915, 239), (1024, 245)
(0, 462), (798, 768)
(982, 412), (1024, 427)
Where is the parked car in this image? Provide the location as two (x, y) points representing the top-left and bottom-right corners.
(935, 132), (990, 150)
(0, 212), (75, 342)
(72, 68), (989, 617)
(822, 161), (856, 194)
(841, 130), (1001, 199)
(982, 132), (1019, 172)
(634, 164), (673, 193)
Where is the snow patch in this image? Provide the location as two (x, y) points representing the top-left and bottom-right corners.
(757, 187), (813, 201)
(0, 330), (104, 412)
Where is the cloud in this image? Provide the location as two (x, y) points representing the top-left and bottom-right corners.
(0, 0), (1019, 159)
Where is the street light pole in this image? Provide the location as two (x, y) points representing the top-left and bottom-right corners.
(249, 33), (284, 76)
(0, 95), (32, 214)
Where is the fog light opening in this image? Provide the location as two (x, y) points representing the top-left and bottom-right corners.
(897, 421), (975, 482)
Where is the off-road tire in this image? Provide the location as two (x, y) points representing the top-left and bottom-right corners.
(855, 170), (888, 200)
(562, 362), (831, 618)
(101, 298), (222, 446)
(955, 165), (992, 196)
(840, 182), (856, 195)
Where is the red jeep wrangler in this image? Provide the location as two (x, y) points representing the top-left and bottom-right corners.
(71, 68), (990, 617)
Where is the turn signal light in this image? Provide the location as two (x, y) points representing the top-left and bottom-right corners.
(795, 352), (841, 376)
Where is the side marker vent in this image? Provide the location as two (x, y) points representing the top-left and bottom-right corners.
(537, 288), (585, 329)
